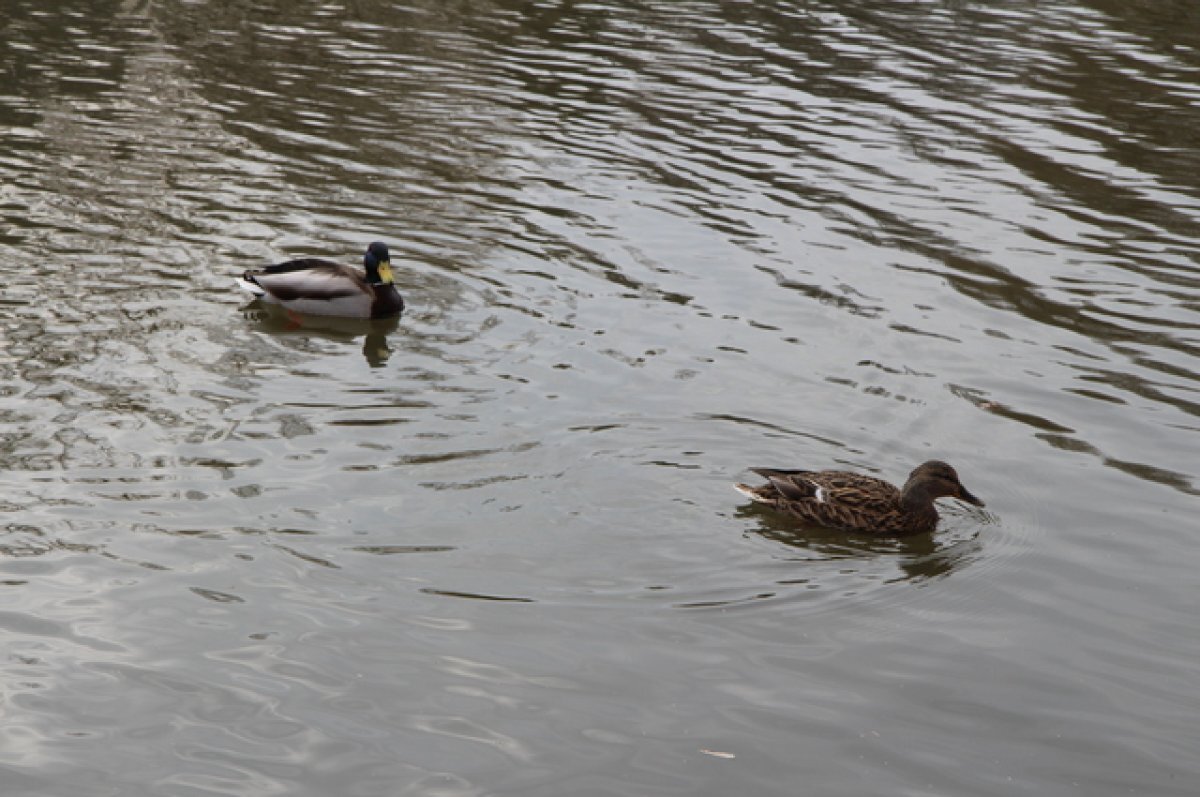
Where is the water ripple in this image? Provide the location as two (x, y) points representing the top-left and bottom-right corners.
(2, 1), (1199, 795)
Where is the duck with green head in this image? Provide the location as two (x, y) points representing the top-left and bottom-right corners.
(238, 241), (404, 319)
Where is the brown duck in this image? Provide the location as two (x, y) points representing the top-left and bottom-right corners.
(735, 460), (984, 536)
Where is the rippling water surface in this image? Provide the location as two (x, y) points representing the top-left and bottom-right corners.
(2, 1), (1198, 794)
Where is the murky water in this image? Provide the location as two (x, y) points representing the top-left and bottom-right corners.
(2, 1), (1198, 794)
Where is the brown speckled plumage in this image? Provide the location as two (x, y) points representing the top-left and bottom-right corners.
(735, 460), (984, 536)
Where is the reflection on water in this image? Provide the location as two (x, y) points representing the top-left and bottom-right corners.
(2, 0), (1199, 795)
(240, 303), (402, 368)
(741, 502), (988, 584)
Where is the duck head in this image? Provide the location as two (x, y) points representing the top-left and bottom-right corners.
(905, 460), (984, 507)
(364, 241), (394, 285)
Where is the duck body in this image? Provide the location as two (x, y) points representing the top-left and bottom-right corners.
(735, 460), (983, 536)
(238, 241), (404, 319)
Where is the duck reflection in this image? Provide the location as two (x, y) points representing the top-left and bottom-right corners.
(737, 502), (983, 583)
(240, 301), (401, 367)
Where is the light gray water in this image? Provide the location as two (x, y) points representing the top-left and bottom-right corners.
(2, 1), (1198, 795)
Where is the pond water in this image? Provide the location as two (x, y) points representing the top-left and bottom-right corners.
(2, 1), (1198, 795)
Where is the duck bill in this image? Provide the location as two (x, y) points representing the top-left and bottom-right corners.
(958, 486), (985, 507)
(376, 261), (394, 284)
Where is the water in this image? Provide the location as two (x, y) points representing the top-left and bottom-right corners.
(2, 1), (1198, 794)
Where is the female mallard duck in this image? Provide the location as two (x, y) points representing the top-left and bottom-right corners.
(238, 241), (404, 319)
(735, 460), (983, 536)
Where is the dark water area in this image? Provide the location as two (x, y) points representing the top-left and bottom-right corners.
(1, 1), (1198, 795)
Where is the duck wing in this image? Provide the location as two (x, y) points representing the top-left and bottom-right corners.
(746, 468), (823, 501)
(243, 259), (370, 301)
(751, 468), (896, 501)
(740, 468), (908, 532)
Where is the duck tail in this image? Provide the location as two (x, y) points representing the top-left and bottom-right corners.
(237, 273), (266, 296)
(733, 482), (771, 503)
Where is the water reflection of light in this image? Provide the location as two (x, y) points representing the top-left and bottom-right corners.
(737, 500), (990, 586)
(240, 301), (402, 368)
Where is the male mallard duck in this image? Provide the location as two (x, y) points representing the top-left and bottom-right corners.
(735, 460), (984, 536)
(238, 241), (404, 319)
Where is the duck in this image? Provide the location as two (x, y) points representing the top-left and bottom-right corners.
(238, 241), (404, 319)
(735, 460), (983, 536)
